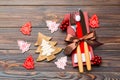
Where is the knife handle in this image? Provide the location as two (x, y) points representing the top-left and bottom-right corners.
(84, 41), (91, 71)
(77, 45), (84, 73)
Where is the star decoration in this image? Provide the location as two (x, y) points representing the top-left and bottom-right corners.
(46, 20), (59, 33)
(17, 40), (31, 53)
(55, 56), (67, 69)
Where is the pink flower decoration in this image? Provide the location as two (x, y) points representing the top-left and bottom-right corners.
(55, 56), (67, 69)
(89, 14), (99, 28)
(46, 20), (59, 33)
(17, 40), (31, 53)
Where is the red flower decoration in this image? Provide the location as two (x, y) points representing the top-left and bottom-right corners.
(89, 14), (99, 28)
(23, 55), (34, 70)
(91, 55), (102, 65)
(20, 22), (32, 35)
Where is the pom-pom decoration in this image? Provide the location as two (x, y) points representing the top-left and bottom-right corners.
(59, 20), (69, 31)
(20, 22), (32, 35)
(91, 55), (102, 65)
(59, 14), (70, 31)
(89, 14), (99, 28)
(23, 55), (34, 70)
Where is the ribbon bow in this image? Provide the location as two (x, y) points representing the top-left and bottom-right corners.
(64, 31), (102, 55)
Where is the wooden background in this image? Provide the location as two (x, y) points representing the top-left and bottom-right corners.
(0, 0), (120, 80)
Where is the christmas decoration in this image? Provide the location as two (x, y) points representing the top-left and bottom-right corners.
(46, 20), (59, 33)
(59, 9), (102, 73)
(55, 56), (67, 69)
(91, 55), (102, 65)
(89, 14), (99, 28)
(35, 32), (62, 61)
(59, 14), (70, 31)
(20, 22), (32, 35)
(23, 55), (34, 70)
(17, 40), (31, 53)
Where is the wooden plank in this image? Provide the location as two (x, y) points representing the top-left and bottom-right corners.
(0, 0), (119, 6)
(0, 50), (120, 68)
(0, 43), (120, 50)
(0, 28), (119, 40)
(0, 71), (119, 80)
(0, 28), (120, 50)
(0, 6), (119, 14)
(0, 6), (119, 28)
(0, 27), (119, 39)
(0, 59), (119, 72)
(99, 37), (120, 43)
(0, 18), (119, 28)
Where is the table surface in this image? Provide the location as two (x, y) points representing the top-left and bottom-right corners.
(0, 0), (120, 80)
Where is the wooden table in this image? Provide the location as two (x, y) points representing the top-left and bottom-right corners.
(0, 0), (120, 80)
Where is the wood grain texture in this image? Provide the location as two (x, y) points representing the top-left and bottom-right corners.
(0, 6), (119, 28)
(0, 0), (120, 80)
(0, 0), (119, 6)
